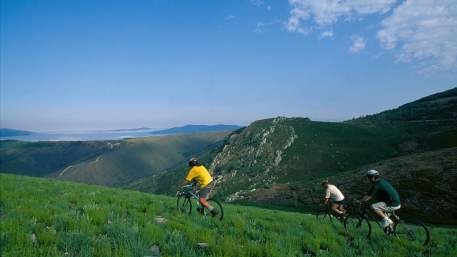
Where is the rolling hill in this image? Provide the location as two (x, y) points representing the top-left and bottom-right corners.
(0, 132), (230, 187)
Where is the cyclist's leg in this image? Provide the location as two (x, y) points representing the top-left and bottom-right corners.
(338, 200), (346, 214)
(331, 202), (343, 215)
(198, 181), (215, 210)
(371, 202), (393, 228)
(371, 202), (387, 219)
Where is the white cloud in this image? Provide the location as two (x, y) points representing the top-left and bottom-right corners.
(377, 0), (457, 71)
(319, 30), (334, 39)
(285, 0), (457, 71)
(287, 0), (397, 32)
(349, 35), (366, 53)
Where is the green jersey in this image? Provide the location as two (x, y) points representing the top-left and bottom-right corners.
(368, 179), (400, 206)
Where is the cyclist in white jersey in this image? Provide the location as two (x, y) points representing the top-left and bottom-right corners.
(321, 180), (346, 216)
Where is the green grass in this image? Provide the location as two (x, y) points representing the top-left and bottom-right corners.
(1, 173), (456, 257)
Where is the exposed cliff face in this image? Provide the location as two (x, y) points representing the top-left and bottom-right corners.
(210, 117), (301, 199)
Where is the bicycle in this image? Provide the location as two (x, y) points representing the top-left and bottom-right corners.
(344, 202), (430, 246)
(176, 183), (224, 220)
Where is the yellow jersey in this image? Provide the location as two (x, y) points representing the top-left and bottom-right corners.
(185, 165), (213, 188)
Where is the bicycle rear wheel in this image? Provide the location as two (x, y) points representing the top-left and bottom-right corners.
(203, 198), (224, 221)
(393, 220), (430, 246)
(177, 196), (192, 215)
(344, 214), (371, 239)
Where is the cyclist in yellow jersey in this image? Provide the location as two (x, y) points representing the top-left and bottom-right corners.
(180, 157), (218, 216)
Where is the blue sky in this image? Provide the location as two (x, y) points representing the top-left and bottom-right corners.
(1, 0), (456, 131)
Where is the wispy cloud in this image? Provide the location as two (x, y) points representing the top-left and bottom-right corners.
(251, 0), (265, 7)
(349, 35), (366, 53)
(251, 0), (272, 11)
(225, 15), (237, 22)
(286, 0), (396, 32)
(319, 30), (334, 39)
(255, 20), (280, 33)
(377, 0), (457, 71)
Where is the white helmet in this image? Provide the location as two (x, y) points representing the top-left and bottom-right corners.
(366, 169), (380, 177)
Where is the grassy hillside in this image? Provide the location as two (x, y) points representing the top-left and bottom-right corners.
(1, 174), (456, 257)
(54, 132), (229, 186)
(352, 87), (457, 122)
(0, 132), (229, 187)
(0, 140), (116, 177)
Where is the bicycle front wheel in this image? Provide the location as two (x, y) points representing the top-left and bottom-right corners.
(177, 195), (192, 215)
(203, 199), (224, 221)
(393, 220), (430, 246)
(344, 214), (371, 239)
(315, 209), (336, 224)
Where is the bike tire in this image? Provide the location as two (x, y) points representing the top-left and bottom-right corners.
(344, 213), (372, 239)
(203, 198), (224, 221)
(393, 219), (430, 246)
(177, 195), (192, 215)
(315, 209), (336, 224)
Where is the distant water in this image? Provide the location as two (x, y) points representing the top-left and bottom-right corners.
(0, 129), (162, 142)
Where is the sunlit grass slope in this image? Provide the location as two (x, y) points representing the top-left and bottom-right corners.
(1, 173), (456, 257)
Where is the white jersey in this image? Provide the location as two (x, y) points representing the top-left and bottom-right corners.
(325, 184), (345, 201)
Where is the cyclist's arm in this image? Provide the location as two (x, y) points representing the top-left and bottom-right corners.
(179, 179), (189, 187)
(361, 195), (372, 202)
(362, 184), (377, 202)
(180, 169), (195, 187)
(323, 188), (331, 204)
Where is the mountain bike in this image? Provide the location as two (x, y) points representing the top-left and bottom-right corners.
(344, 202), (430, 246)
(176, 183), (224, 220)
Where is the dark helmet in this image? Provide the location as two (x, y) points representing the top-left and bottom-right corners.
(188, 157), (200, 167)
(321, 180), (329, 186)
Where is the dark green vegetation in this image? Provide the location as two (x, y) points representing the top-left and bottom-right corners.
(151, 125), (241, 135)
(2, 174), (456, 257)
(0, 128), (35, 137)
(0, 132), (229, 186)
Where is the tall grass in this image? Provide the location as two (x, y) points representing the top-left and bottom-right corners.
(1, 173), (456, 257)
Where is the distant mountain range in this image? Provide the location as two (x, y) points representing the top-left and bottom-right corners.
(151, 124), (242, 135)
(105, 127), (152, 132)
(0, 124), (241, 141)
(0, 128), (35, 137)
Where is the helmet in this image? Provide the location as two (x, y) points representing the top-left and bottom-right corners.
(188, 157), (200, 167)
(321, 180), (329, 186)
(366, 169), (380, 177)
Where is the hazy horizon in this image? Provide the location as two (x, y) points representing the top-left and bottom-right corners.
(2, 0), (456, 131)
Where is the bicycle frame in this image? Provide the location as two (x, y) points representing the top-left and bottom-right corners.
(178, 184), (207, 209)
